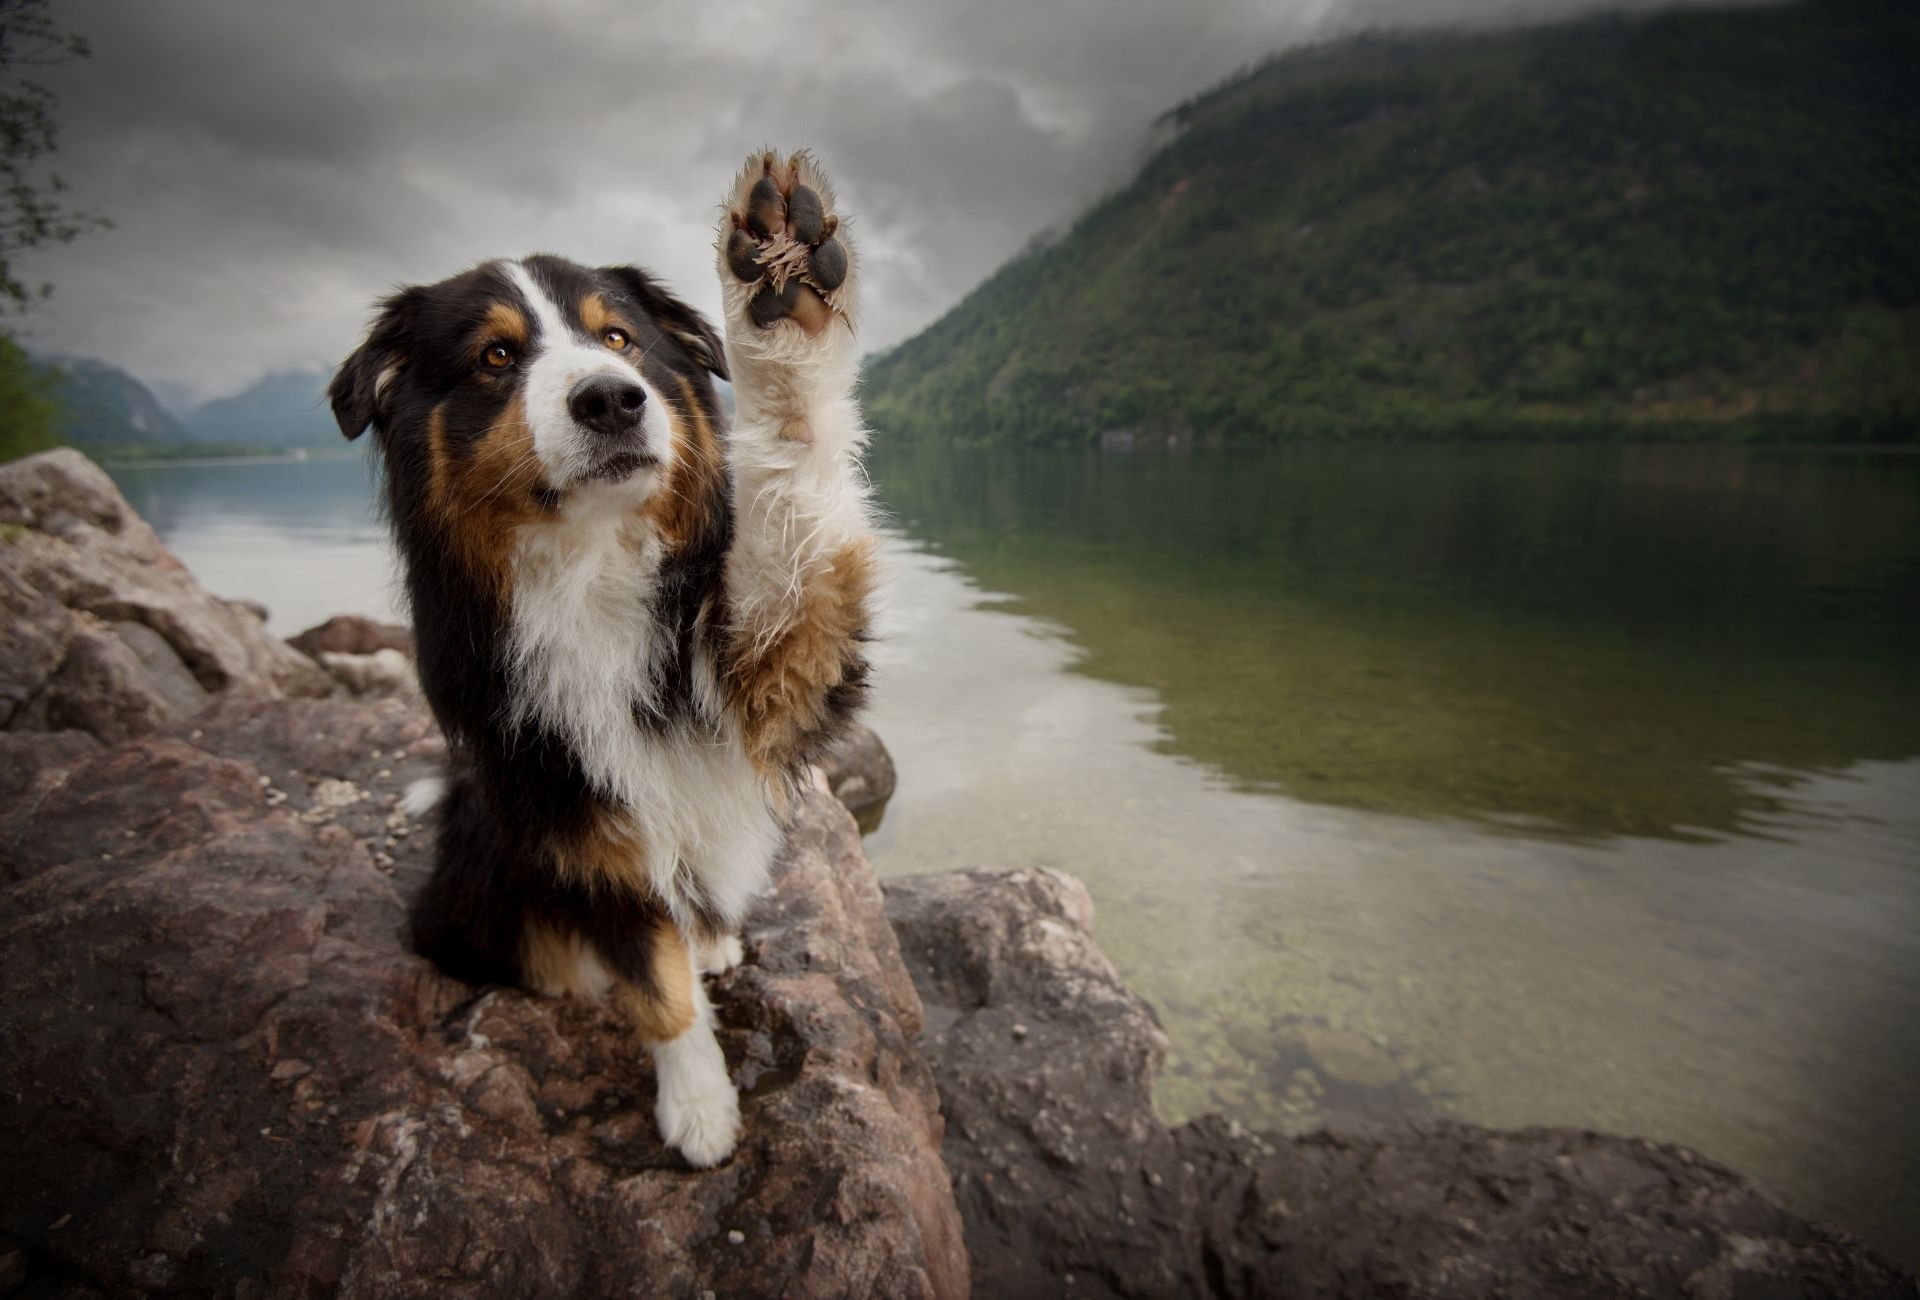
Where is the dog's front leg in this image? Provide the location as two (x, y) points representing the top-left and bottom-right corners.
(713, 149), (877, 779)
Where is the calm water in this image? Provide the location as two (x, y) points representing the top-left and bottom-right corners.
(106, 444), (1920, 1265)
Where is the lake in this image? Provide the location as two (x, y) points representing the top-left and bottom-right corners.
(105, 442), (1920, 1266)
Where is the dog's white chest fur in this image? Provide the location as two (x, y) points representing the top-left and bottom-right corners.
(505, 499), (778, 930)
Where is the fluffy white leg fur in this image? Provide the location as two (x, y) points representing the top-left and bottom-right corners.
(715, 149), (875, 654)
(649, 967), (741, 1167)
(693, 932), (745, 976)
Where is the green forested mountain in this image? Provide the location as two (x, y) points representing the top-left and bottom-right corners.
(860, 0), (1920, 444)
(43, 357), (195, 450)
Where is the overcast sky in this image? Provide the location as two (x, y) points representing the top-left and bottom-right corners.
(15, 0), (1745, 405)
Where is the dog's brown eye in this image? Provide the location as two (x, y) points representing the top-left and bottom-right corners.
(603, 328), (629, 351)
(482, 343), (515, 370)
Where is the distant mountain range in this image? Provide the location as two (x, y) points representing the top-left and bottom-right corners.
(38, 356), (336, 454)
(188, 368), (336, 447)
(43, 358), (197, 449)
(860, 0), (1920, 443)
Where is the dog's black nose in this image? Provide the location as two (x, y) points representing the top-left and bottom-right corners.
(568, 374), (647, 437)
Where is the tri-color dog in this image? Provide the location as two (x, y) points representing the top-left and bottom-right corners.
(327, 150), (875, 1166)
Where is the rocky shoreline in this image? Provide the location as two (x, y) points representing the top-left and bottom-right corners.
(1, 449), (1910, 1298)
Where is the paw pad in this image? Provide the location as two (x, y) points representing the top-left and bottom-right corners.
(726, 152), (849, 332)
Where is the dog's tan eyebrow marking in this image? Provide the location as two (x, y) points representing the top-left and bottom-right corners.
(579, 292), (622, 337)
(479, 301), (530, 347)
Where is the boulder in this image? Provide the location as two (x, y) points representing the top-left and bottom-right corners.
(0, 449), (332, 739)
(885, 868), (1206, 1299)
(0, 693), (967, 1299)
(1178, 1117), (1912, 1300)
(317, 647), (420, 699)
(884, 867), (1914, 1300)
(288, 614), (416, 662)
(815, 722), (896, 833)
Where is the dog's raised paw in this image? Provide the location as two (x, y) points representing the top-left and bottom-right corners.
(722, 150), (851, 335)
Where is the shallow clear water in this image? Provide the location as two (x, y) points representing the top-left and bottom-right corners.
(105, 444), (1920, 1266)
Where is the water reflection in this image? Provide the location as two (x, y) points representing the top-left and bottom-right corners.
(108, 452), (400, 635)
(861, 533), (1920, 1268)
(868, 443), (1920, 841)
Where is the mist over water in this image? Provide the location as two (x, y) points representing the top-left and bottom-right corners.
(106, 443), (1920, 1266)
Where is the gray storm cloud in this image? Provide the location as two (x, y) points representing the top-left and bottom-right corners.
(20, 0), (1757, 401)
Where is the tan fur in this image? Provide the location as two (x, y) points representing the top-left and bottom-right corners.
(579, 291), (618, 338)
(727, 538), (876, 772)
(479, 302), (530, 351)
(424, 394), (546, 603)
(521, 920), (608, 998)
(623, 921), (697, 1043)
(549, 806), (650, 897)
(647, 373), (727, 548)
(521, 916), (697, 1045)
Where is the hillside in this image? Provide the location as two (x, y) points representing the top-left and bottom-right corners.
(20, 357), (338, 459)
(859, 0), (1920, 444)
(44, 357), (195, 450)
(189, 368), (335, 447)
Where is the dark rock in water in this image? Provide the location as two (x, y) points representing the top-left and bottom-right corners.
(884, 867), (1914, 1300)
(288, 613), (416, 661)
(885, 868), (1208, 1299)
(0, 448), (332, 740)
(1177, 1117), (1912, 1300)
(815, 721), (896, 832)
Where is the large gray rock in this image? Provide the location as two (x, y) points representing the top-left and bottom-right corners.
(0, 448), (965, 1299)
(884, 868), (1205, 1299)
(0, 449), (332, 738)
(1177, 1117), (1912, 1300)
(0, 698), (967, 1298)
(884, 867), (1913, 1300)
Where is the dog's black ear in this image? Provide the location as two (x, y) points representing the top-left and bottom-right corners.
(603, 265), (729, 382)
(329, 287), (423, 441)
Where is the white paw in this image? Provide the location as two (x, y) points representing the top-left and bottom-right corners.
(650, 1020), (741, 1168)
(657, 1076), (742, 1169)
(695, 933), (744, 977)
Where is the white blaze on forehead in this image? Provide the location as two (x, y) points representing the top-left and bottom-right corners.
(504, 258), (675, 487)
